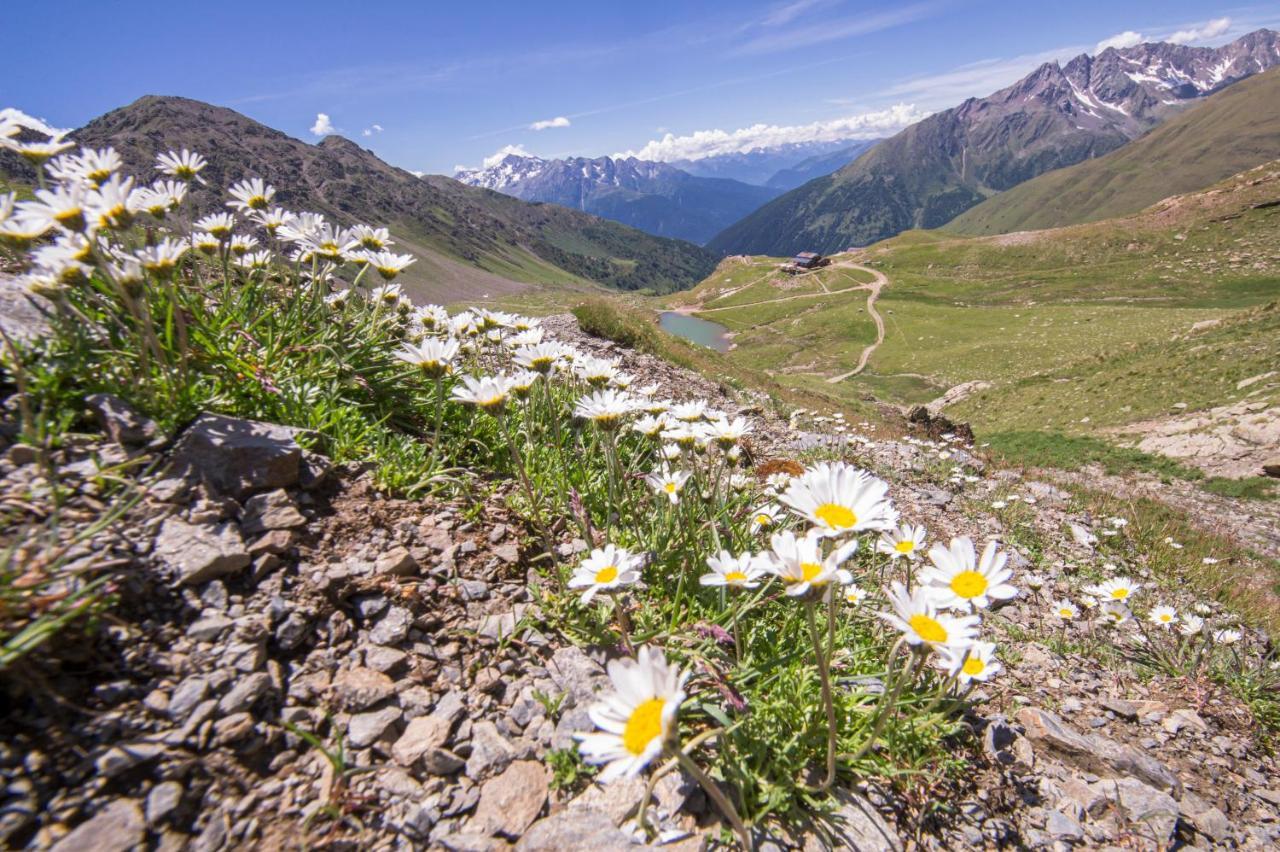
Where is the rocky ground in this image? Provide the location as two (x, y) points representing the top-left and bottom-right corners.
(2, 314), (1279, 851)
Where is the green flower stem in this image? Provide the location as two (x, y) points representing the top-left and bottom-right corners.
(805, 600), (839, 794)
(839, 637), (911, 765)
(670, 746), (753, 851)
(496, 411), (558, 575)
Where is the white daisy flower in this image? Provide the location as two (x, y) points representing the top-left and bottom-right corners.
(879, 581), (980, 649)
(395, 338), (460, 378)
(514, 341), (566, 374)
(632, 414), (667, 438)
(1178, 615), (1204, 636)
(876, 524), (927, 560)
(660, 444), (680, 461)
(778, 461), (897, 538)
(568, 544), (643, 604)
(1148, 606), (1177, 628)
(844, 585), (868, 605)
(574, 388), (636, 429)
(1084, 577), (1140, 603)
(1099, 601), (1133, 626)
(750, 504), (783, 532)
(700, 551), (767, 589)
(366, 250), (416, 281)
(509, 370), (540, 398)
(576, 356), (620, 387)
(645, 469), (691, 505)
(451, 374), (515, 412)
(935, 641), (1002, 683)
(351, 224), (393, 250)
(134, 237), (189, 276)
(227, 177), (275, 212)
(920, 537), (1017, 610)
(574, 647), (689, 782)
(156, 148), (208, 181)
(669, 400), (707, 423)
(705, 416), (752, 449)
(1213, 628), (1241, 645)
(1052, 600), (1079, 620)
(764, 529), (857, 598)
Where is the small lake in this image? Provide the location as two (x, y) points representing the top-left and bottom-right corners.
(658, 312), (733, 352)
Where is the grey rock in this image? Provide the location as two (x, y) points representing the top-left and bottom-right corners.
(1068, 522), (1097, 549)
(1100, 696), (1138, 720)
(247, 529), (294, 556)
(568, 778), (647, 826)
(423, 748), (466, 775)
(514, 808), (633, 852)
(808, 789), (902, 851)
(85, 393), (158, 446)
(394, 713), (458, 767)
(146, 781), (184, 826)
(468, 760), (548, 838)
(217, 672), (272, 714)
(1016, 708), (1182, 795)
(1263, 456), (1280, 478)
(331, 667), (396, 711)
(95, 742), (167, 778)
(187, 613), (233, 642)
(348, 706), (403, 748)
(154, 518), (250, 586)
(465, 721), (514, 780)
(241, 489), (305, 534)
(170, 413), (307, 498)
(458, 580), (489, 601)
(1113, 777), (1180, 846)
(545, 645), (605, 706)
(364, 644), (408, 674)
(168, 677), (210, 721)
(50, 799), (145, 852)
(1045, 809), (1084, 841)
(369, 606), (413, 645)
(273, 611), (311, 650)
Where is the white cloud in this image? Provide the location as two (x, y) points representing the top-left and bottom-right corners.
(878, 45), (1088, 109)
(409, 169), (425, 178)
(1168, 17), (1231, 44)
(361, 123), (384, 137)
(481, 144), (534, 168)
(732, 2), (942, 55)
(615, 103), (926, 162)
(529, 116), (571, 131)
(1096, 30), (1145, 53)
(310, 112), (336, 136)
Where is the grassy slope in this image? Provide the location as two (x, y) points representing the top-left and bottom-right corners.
(948, 69), (1280, 235)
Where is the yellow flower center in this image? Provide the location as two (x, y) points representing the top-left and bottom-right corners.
(724, 571), (747, 584)
(1158, 613), (1172, 622)
(664, 482), (678, 493)
(814, 503), (857, 530)
(800, 562), (823, 582)
(622, 698), (666, 756)
(1058, 609), (1074, 618)
(950, 571), (988, 599)
(962, 657), (986, 676)
(755, 514), (772, 526)
(1111, 588), (1129, 600)
(895, 540), (915, 554)
(908, 614), (948, 644)
(594, 566), (619, 584)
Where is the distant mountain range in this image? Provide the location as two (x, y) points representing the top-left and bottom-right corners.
(948, 67), (1280, 234)
(708, 29), (1280, 256)
(455, 155), (782, 244)
(669, 139), (879, 187)
(2, 96), (719, 298)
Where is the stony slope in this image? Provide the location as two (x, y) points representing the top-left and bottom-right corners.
(949, 68), (1280, 234)
(708, 29), (1280, 256)
(6, 96), (719, 297)
(455, 154), (782, 244)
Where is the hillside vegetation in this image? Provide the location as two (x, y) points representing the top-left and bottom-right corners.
(949, 68), (1280, 235)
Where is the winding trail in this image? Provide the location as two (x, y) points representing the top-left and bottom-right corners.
(825, 263), (886, 382)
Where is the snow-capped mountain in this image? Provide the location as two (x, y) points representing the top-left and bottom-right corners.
(455, 155), (782, 245)
(709, 29), (1280, 256)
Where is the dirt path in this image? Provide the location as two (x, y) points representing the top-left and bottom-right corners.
(826, 263), (887, 383)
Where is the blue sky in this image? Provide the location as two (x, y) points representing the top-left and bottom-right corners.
(3, 1), (1275, 175)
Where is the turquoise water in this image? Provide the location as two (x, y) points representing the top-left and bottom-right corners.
(658, 312), (733, 352)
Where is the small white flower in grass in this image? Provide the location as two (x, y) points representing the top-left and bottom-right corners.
(12, 136), (75, 166)
(765, 529), (857, 598)
(750, 504), (782, 532)
(451, 374), (514, 412)
(1163, 537), (1183, 550)
(990, 500), (1007, 510)
(662, 423), (698, 449)
(395, 338), (460, 379)
(1202, 557), (1219, 565)
(1179, 615), (1204, 636)
(367, 250), (416, 281)
(370, 283), (404, 307)
(876, 524), (927, 560)
(632, 415), (667, 439)
(1085, 577), (1139, 603)
(574, 646), (688, 782)
(195, 212), (235, 239)
(700, 551), (766, 589)
(1148, 606), (1177, 627)
(1024, 573), (1046, 591)
(764, 472), (793, 494)
(508, 328), (544, 348)
(845, 585), (867, 605)
(568, 544), (643, 604)
(611, 372), (634, 390)
(156, 148), (208, 182)
(645, 469), (691, 505)
(87, 173), (143, 230)
(134, 237), (189, 276)
(729, 473), (751, 491)
(705, 416), (751, 449)
(190, 232), (221, 255)
(1192, 602), (1212, 616)
(141, 179), (187, 215)
(19, 183), (90, 234)
(1099, 601), (1133, 626)
(1214, 628), (1241, 645)
(935, 641), (1002, 683)
(660, 443), (681, 461)
(509, 370), (540, 398)
(577, 356), (620, 387)
(235, 250), (273, 270)
(921, 537), (1017, 610)
(1052, 600), (1079, 620)
(779, 461), (897, 538)
(514, 341), (565, 374)
(880, 581), (980, 649)
(1109, 517), (1128, 528)
(351, 224), (393, 250)
(229, 234), (259, 256)
(575, 388), (635, 430)
(670, 400), (707, 423)
(227, 177), (275, 212)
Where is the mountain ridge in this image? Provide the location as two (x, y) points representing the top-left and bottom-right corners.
(707, 29), (1280, 256)
(454, 154), (782, 244)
